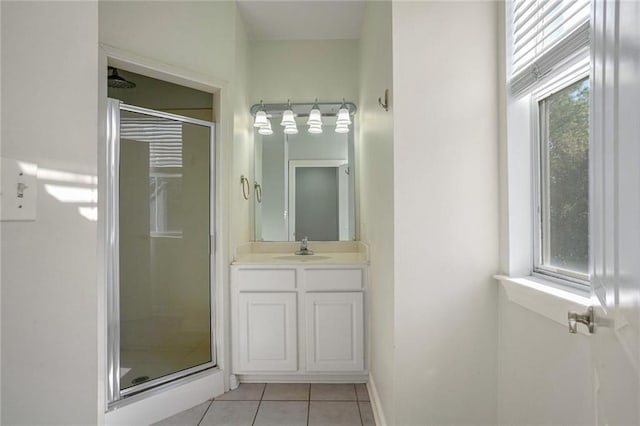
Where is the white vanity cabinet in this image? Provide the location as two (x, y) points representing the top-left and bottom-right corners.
(230, 264), (367, 382)
(237, 292), (298, 372)
(305, 291), (364, 372)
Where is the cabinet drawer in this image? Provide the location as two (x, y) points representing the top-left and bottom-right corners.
(235, 269), (297, 291)
(305, 268), (363, 291)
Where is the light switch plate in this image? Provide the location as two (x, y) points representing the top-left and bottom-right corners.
(1, 157), (38, 221)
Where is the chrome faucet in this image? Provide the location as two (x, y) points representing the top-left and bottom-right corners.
(295, 236), (314, 255)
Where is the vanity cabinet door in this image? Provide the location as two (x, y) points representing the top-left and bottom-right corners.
(305, 292), (364, 372)
(237, 292), (298, 372)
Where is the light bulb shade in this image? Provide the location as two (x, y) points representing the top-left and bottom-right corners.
(254, 110), (268, 128)
(308, 124), (323, 134)
(335, 124), (350, 133)
(284, 125), (298, 135)
(336, 108), (352, 125)
(258, 119), (273, 135)
(307, 108), (322, 126)
(280, 110), (296, 127)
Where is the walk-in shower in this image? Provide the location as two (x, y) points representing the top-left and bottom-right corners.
(106, 99), (216, 405)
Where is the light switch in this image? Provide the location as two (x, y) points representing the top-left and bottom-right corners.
(1, 157), (37, 221)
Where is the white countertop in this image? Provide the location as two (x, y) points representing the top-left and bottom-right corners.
(232, 241), (369, 265)
(232, 252), (369, 265)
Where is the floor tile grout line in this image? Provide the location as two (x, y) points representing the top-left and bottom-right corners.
(307, 383), (311, 426)
(308, 399), (359, 401)
(260, 383), (266, 401)
(196, 398), (214, 426)
(250, 383), (267, 426)
(355, 386), (364, 426)
(251, 400), (262, 426)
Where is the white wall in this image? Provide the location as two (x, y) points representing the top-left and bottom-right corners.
(249, 40), (359, 103)
(229, 9), (253, 396)
(1, 2), (99, 424)
(497, 288), (594, 425)
(357, 1), (395, 424)
(0, 2), (4, 421)
(392, 2), (499, 425)
(99, 1), (236, 83)
(230, 8), (253, 256)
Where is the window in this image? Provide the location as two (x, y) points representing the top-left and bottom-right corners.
(535, 78), (589, 283)
(150, 172), (183, 238)
(507, 0), (591, 286)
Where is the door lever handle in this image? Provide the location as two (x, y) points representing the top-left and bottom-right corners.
(568, 306), (594, 334)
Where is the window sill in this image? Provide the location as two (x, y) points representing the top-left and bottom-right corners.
(494, 274), (592, 336)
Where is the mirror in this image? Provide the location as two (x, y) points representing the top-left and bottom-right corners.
(253, 103), (356, 242)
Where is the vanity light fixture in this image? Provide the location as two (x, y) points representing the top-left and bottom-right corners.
(281, 110), (296, 126)
(284, 125), (299, 135)
(307, 99), (323, 134)
(280, 101), (296, 126)
(335, 124), (350, 134)
(258, 118), (273, 135)
(335, 99), (352, 133)
(281, 100), (298, 134)
(249, 100), (357, 136)
(254, 110), (268, 128)
(308, 124), (323, 134)
(253, 101), (269, 128)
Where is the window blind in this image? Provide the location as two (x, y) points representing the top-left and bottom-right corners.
(120, 118), (183, 168)
(511, 0), (590, 95)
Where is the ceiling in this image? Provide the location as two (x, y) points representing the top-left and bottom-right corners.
(237, 0), (365, 40)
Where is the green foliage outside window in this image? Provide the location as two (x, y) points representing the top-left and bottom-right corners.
(540, 78), (589, 275)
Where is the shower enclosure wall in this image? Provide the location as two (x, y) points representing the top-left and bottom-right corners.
(106, 99), (216, 405)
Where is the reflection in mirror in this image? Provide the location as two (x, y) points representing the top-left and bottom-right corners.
(253, 103), (356, 242)
(291, 161), (345, 241)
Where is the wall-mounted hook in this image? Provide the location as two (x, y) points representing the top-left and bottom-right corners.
(240, 175), (250, 200)
(378, 89), (389, 111)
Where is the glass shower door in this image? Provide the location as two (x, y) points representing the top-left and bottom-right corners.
(107, 99), (216, 403)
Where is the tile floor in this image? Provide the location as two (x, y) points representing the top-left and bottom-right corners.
(152, 383), (374, 426)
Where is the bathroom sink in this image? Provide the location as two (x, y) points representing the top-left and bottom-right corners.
(274, 255), (331, 262)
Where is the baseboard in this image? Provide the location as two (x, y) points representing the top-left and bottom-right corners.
(367, 372), (387, 426)
(238, 373), (368, 383)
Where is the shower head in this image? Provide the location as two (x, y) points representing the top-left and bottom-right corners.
(108, 67), (136, 89)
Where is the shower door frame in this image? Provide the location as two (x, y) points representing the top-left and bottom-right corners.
(106, 99), (217, 406)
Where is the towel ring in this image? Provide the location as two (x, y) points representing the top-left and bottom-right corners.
(378, 89), (389, 111)
(254, 182), (262, 203)
(240, 175), (250, 200)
